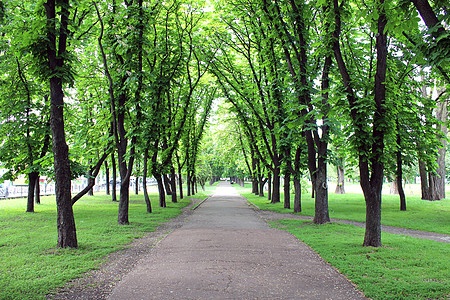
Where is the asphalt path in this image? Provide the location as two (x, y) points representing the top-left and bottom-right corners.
(108, 182), (366, 299)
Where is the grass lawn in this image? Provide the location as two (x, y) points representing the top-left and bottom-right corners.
(272, 220), (450, 300)
(236, 183), (450, 234)
(0, 188), (212, 300)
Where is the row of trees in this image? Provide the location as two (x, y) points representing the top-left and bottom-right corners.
(0, 0), (448, 248)
(0, 0), (216, 248)
(201, 0), (448, 247)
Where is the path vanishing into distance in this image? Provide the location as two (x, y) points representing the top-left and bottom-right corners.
(108, 182), (366, 299)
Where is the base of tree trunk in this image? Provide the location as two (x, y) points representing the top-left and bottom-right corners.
(334, 184), (345, 194)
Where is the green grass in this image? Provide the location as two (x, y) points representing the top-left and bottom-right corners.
(237, 183), (450, 234)
(0, 192), (193, 300)
(272, 219), (450, 300)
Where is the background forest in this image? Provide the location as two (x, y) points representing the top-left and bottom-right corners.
(0, 0), (448, 250)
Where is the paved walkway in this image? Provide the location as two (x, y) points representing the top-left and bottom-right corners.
(109, 182), (366, 299)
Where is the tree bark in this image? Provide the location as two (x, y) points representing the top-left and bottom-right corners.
(335, 166), (345, 194)
(111, 152), (117, 202)
(332, 0), (387, 247)
(419, 96), (447, 200)
(284, 172), (290, 209)
(267, 172), (272, 201)
(390, 178), (399, 194)
(293, 176), (302, 213)
(252, 157), (258, 194)
(87, 167), (94, 196)
(35, 175), (41, 204)
(105, 160), (110, 195)
(154, 173), (166, 208)
(27, 172), (39, 212)
(314, 153), (330, 224)
(186, 172), (191, 197)
(45, 0), (77, 248)
(163, 174), (172, 195)
(271, 165), (281, 203)
(178, 171), (184, 200)
(170, 167), (177, 203)
(397, 149), (407, 211)
(419, 159), (430, 199)
(361, 1), (388, 247)
(143, 149), (152, 213)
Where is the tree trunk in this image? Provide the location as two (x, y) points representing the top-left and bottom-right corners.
(186, 172), (191, 197)
(252, 157), (258, 194)
(105, 160), (110, 195)
(335, 166), (345, 194)
(433, 97), (447, 200)
(258, 177), (265, 197)
(135, 159), (139, 195)
(332, 0), (387, 247)
(118, 178), (130, 224)
(362, 187), (382, 247)
(155, 173), (166, 207)
(314, 151), (330, 224)
(35, 175), (41, 204)
(170, 167), (177, 203)
(88, 168), (94, 196)
(45, 0), (77, 248)
(284, 172), (290, 209)
(194, 176), (198, 194)
(27, 172), (39, 212)
(390, 178), (399, 194)
(419, 159), (431, 199)
(362, 2), (387, 247)
(178, 171), (184, 200)
(293, 176), (302, 213)
(267, 172), (272, 201)
(135, 177), (139, 195)
(143, 149), (152, 213)
(271, 166), (281, 203)
(51, 78), (77, 247)
(398, 176), (406, 211)
(163, 174), (172, 195)
(111, 152), (117, 202)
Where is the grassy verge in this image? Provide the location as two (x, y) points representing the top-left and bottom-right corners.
(236, 184), (450, 234)
(272, 219), (450, 300)
(0, 193), (190, 300)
